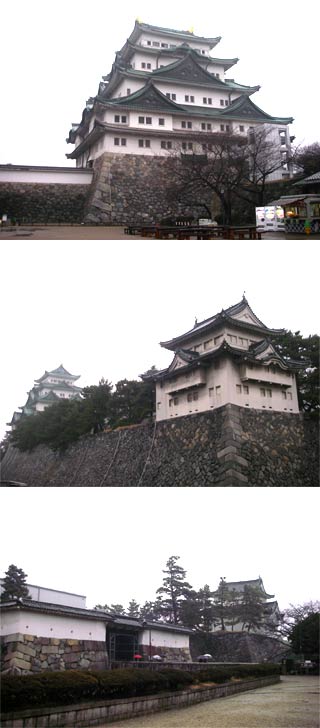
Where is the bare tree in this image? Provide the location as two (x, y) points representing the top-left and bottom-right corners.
(167, 126), (289, 223)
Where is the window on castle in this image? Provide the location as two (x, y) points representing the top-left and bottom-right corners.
(209, 387), (214, 397)
(120, 138), (126, 146)
(159, 118), (165, 125)
(220, 124), (225, 131)
(161, 140), (172, 149)
(138, 139), (151, 148)
(161, 42), (168, 48)
(141, 63), (146, 69)
(121, 116), (127, 123)
(147, 40), (151, 45)
(203, 97), (207, 104)
(182, 142), (193, 150)
(146, 117), (152, 124)
(287, 392), (292, 400)
(139, 116), (145, 124)
(220, 99), (224, 106)
(147, 63), (151, 69)
(226, 125), (230, 132)
(282, 391), (287, 400)
(240, 125), (244, 132)
(215, 385), (221, 399)
(260, 388), (266, 397)
(114, 138), (120, 145)
(243, 385), (249, 395)
(152, 41), (160, 47)
(203, 339), (212, 350)
(236, 385), (242, 394)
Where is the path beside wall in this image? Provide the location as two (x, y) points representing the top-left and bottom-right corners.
(1, 407), (318, 487)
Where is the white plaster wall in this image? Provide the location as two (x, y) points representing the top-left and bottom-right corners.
(138, 31), (212, 56)
(112, 79), (143, 98)
(1, 610), (106, 641)
(156, 351), (299, 421)
(140, 628), (189, 648)
(0, 169), (93, 184)
(18, 585), (86, 608)
(154, 82), (230, 107)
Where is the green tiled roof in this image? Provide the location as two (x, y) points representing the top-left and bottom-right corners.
(128, 20), (221, 48)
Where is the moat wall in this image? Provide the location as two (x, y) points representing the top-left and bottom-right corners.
(1, 406), (318, 487)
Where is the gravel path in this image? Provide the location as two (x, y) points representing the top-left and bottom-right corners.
(86, 676), (319, 728)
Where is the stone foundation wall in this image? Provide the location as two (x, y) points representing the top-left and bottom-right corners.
(84, 153), (212, 225)
(0, 183), (89, 223)
(1, 634), (108, 674)
(138, 645), (191, 662)
(190, 632), (291, 664)
(2, 407), (318, 487)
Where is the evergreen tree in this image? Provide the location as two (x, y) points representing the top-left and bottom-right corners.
(109, 379), (154, 428)
(271, 330), (319, 414)
(288, 612), (320, 660)
(140, 598), (164, 622)
(127, 599), (140, 617)
(1, 564), (31, 601)
(156, 556), (193, 624)
(239, 585), (265, 633)
(212, 577), (233, 631)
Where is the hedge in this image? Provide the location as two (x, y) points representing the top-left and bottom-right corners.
(1, 664), (280, 713)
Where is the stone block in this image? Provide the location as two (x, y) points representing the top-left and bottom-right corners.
(3, 633), (24, 644)
(50, 638), (60, 646)
(217, 445), (237, 459)
(11, 656), (31, 670)
(45, 646), (59, 654)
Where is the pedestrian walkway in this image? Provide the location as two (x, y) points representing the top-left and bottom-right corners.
(87, 676), (319, 728)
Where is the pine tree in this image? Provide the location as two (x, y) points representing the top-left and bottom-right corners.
(156, 556), (193, 624)
(127, 599), (140, 617)
(239, 585), (265, 632)
(212, 577), (233, 630)
(1, 564), (31, 601)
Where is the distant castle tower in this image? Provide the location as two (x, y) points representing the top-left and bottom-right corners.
(7, 365), (82, 431)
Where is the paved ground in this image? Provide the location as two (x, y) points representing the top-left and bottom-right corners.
(86, 677), (319, 728)
(1, 226), (319, 240)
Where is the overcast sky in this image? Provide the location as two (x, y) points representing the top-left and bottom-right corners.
(1, 487), (319, 612)
(0, 0), (318, 168)
(1, 239), (319, 441)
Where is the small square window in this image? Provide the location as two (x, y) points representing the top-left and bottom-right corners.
(114, 115), (120, 123)
(139, 116), (144, 124)
(201, 122), (205, 130)
(145, 139), (150, 148)
(207, 123), (211, 130)
(181, 121), (186, 128)
(141, 63), (146, 69)
(146, 117), (152, 124)
(190, 96), (194, 102)
(187, 121), (192, 129)
(121, 138), (126, 146)
(159, 118), (165, 126)
(147, 63), (151, 69)
(138, 139), (144, 147)
(114, 138), (120, 145)
(167, 141), (172, 149)
(121, 115), (127, 123)
(220, 124), (225, 131)
(240, 125), (244, 132)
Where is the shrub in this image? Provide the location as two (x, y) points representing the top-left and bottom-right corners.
(1, 664), (280, 714)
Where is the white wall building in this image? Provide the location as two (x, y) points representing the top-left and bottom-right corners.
(143, 297), (302, 422)
(212, 577), (282, 635)
(66, 21), (293, 181)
